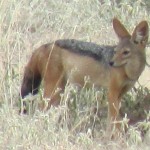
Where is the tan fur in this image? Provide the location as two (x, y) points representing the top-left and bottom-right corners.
(21, 18), (149, 134)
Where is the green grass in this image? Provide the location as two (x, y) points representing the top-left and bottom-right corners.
(0, 0), (150, 149)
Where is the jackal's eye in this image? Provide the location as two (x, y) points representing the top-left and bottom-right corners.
(123, 50), (130, 55)
(134, 40), (139, 44)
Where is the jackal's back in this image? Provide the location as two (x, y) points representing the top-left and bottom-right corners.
(55, 39), (115, 65)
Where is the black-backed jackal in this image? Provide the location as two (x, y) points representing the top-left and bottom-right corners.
(20, 18), (149, 133)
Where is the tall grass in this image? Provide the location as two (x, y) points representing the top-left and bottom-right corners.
(0, 0), (149, 149)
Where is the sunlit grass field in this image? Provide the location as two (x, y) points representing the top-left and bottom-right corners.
(0, 0), (150, 149)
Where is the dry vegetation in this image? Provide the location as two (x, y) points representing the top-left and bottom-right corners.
(0, 0), (150, 149)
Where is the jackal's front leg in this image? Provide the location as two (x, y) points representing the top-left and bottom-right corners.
(107, 85), (122, 137)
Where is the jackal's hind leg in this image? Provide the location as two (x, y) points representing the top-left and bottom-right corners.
(40, 73), (65, 111)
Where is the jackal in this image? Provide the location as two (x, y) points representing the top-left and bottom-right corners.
(20, 18), (149, 132)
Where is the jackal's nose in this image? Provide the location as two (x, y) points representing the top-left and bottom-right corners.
(109, 61), (114, 66)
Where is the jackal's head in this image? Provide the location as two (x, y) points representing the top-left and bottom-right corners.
(109, 18), (149, 68)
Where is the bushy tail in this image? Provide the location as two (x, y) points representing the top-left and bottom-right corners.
(20, 67), (42, 113)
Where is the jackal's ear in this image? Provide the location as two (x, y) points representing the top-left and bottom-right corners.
(131, 21), (149, 46)
(113, 18), (131, 40)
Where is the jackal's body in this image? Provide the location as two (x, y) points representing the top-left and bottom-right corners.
(22, 39), (115, 98)
(20, 18), (149, 134)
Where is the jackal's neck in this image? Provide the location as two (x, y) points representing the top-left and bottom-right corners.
(125, 53), (146, 81)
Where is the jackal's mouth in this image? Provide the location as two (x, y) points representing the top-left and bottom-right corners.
(109, 61), (127, 67)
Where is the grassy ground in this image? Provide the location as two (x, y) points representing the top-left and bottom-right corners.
(0, 0), (150, 149)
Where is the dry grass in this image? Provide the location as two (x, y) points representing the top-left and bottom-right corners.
(0, 0), (150, 149)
